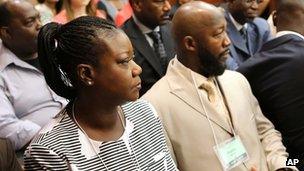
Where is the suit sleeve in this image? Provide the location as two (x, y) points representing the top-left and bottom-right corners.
(240, 75), (298, 171)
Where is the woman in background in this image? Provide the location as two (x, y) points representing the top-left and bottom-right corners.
(24, 16), (177, 171)
(35, 0), (63, 25)
(53, 0), (106, 24)
(97, 0), (132, 26)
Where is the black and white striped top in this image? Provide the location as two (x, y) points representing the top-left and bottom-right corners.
(24, 100), (177, 171)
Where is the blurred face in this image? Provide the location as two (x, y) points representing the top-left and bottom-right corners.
(3, 1), (41, 58)
(70, 0), (90, 7)
(93, 32), (142, 102)
(229, 0), (261, 24)
(196, 15), (231, 77)
(134, 0), (171, 29)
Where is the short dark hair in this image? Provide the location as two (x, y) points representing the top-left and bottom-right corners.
(38, 16), (118, 100)
(0, 1), (11, 27)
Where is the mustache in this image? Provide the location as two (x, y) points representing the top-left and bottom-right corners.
(219, 49), (230, 57)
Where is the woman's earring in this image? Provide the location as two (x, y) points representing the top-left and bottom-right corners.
(88, 81), (92, 85)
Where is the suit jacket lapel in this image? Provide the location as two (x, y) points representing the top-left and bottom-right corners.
(160, 24), (175, 59)
(225, 13), (250, 55)
(166, 61), (233, 134)
(125, 19), (163, 76)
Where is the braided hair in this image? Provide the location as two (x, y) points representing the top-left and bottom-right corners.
(38, 16), (117, 100)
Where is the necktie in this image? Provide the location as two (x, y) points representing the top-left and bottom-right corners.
(148, 31), (168, 73)
(200, 80), (217, 103)
(240, 26), (252, 55)
(239, 26), (247, 42)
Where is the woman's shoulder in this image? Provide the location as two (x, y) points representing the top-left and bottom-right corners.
(30, 110), (76, 146)
(122, 100), (159, 123)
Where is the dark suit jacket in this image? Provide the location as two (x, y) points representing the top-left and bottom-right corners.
(0, 138), (22, 171)
(225, 12), (271, 70)
(238, 34), (304, 170)
(122, 18), (175, 96)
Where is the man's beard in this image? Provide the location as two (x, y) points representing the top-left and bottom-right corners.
(197, 44), (226, 78)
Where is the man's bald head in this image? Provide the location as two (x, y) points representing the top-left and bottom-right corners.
(172, 1), (224, 44)
(171, 1), (231, 77)
(0, 0), (27, 27)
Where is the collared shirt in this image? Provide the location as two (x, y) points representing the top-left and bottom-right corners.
(229, 13), (248, 31)
(132, 15), (160, 48)
(0, 45), (67, 150)
(276, 31), (304, 40)
(174, 58), (232, 130)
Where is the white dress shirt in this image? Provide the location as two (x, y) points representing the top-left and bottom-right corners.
(0, 45), (67, 150)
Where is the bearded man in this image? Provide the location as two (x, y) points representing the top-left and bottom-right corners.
(142, 2), (296, 171)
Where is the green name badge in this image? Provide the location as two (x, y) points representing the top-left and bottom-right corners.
(214, 135), (249, 170)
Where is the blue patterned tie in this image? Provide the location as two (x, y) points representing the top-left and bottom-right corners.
(240, 26), (247, 42)
(148, 31), (168, 73)
(240, 26), (251, 55)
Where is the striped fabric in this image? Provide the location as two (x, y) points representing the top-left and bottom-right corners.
(24, 100), (177, 171)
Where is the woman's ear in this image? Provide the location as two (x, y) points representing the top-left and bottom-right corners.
(77, 64), (95, 86)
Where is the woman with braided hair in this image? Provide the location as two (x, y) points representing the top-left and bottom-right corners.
(24, 16), (177, 171)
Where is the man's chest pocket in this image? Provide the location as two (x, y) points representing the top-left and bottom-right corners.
(147, 151), (168, 171)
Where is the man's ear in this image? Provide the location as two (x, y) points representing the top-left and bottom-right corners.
(272, 10), (277, 27)
(183, 36), (197, 52)
(130, 0), (143, 13)
(77, 64), (95, 86)
(0, 26), (11, 40)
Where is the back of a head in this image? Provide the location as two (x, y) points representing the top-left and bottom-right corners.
(38, 16), (118, 100)
(275, 0), (304, 33)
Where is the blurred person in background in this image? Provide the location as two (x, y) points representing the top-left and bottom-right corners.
(97, 0), (132, 27)
(122, 0), (175, 96)
(223, 0), (271, 70)
(0, 0), (66, 151)
(35, 0), (63, 25)
(53, 0), (106, 24)
(238, 0), (304, 169)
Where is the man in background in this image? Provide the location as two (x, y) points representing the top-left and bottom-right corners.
(122, 0), (175, 96)
(238, 0), (304, 169)
(224, 0), (271, 69)
(0, 0), (66, 150)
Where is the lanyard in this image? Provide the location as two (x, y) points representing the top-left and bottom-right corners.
(191, 72), (237, 148)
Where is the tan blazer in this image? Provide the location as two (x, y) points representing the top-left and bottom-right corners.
(143, 58), (293, 171)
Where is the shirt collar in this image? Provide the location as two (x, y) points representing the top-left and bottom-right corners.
(276, 31), (304, 40)
(229, 13), (247, 31)
(0, 44), (39, 72)
(132, 15), (160, 34)
(173, 57), (214, 89)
